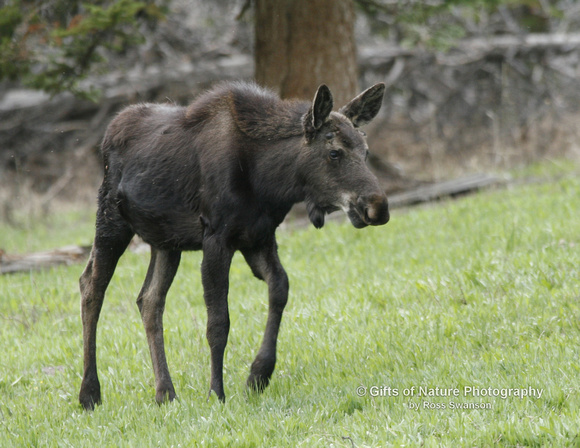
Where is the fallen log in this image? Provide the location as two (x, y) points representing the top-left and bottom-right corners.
(0, 245), (91, 275)
(388, 173), (503, 209)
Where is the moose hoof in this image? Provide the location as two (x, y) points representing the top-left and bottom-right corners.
(79, 395), (101, 411)
(79, 375), (102, 411)
(155, 388), (177, 405)
(79, 386), (101, 411)
(246, 373), (271, 393)
(246, 355), (275, 393)
(207, 388), (226, 403)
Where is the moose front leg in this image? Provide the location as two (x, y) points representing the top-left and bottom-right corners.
(201, 236), (233, 402)
(242, 237), (289, 393)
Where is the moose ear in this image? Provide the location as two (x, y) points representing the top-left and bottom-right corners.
(303, 84), (334, 140)
(339, 83), (385, 128)
(312, 84), (333, 129)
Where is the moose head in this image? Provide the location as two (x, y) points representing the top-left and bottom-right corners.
(299, 83), (389, 229)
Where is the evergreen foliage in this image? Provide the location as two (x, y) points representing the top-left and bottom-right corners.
(0, 0), (166, 100)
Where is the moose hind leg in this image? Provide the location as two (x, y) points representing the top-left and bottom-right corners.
(136, 249), (181, 404)
(242, 240), (289, 393)
(79, 213), (134, 410)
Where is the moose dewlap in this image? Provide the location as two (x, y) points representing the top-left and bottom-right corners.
(78, 81), (389, 410)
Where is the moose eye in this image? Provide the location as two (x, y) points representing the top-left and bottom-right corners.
(359, 130), (367, 137)
(329, 149), (340, 160)
(325, 132), (334, 140)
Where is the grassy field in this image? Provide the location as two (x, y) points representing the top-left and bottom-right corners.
(1, 160), (579, 447)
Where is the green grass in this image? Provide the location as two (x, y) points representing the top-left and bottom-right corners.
(1, 162), (579, 447)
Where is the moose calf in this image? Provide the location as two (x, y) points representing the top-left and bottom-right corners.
(79, 81), (389, 409)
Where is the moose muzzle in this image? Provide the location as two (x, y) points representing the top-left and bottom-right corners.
(347, 193), (390, 229)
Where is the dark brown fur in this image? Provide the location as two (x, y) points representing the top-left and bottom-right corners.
(78, 81), (389, 409)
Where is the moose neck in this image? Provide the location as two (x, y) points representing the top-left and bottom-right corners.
(250, 134), (307, 220)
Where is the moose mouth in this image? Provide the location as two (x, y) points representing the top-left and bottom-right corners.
(344, 195), (390, 229)
(346, 205), (369, 229)
(307, 202), (368, 229)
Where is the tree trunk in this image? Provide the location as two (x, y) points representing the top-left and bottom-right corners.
(255, 0), (358, 107)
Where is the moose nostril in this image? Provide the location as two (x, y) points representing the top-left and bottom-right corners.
(364, 194), (389, 225)
(364, 206), (375, 222)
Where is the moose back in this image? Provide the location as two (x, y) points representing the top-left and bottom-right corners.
(78, 81), (389, 410)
